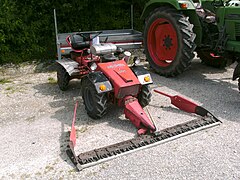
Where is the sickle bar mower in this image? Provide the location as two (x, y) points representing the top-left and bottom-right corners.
(59, 29), (221, 171)
(66, 90), (221, 171)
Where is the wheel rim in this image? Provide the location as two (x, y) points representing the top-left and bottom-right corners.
(147, 18), (178, 67)
(84, 88), (94, 111)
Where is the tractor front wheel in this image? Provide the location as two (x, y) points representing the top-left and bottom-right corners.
(144, 7), (196, 77)
(81, 78), (108, 119)
(57, 65), (70, 91)
(138, 85), (152, 107)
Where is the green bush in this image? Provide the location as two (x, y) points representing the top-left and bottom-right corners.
(0, 0), (147, 64)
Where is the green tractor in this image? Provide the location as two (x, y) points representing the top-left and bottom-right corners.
(141, 0), (240, 90)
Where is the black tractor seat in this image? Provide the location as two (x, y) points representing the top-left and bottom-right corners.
(70, 34), (90, 50)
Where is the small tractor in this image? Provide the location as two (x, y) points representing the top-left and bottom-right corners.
(57, 30), (156, 134)
(55, 29), (221, 171)
(141, 0), (240, 90)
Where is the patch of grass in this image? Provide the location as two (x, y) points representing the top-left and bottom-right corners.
(48, 77), (57, 84)
(100, 163), (109, 170)
(5, 86), (14, 91)
(43, 165), (54, 174)
(4, 86), (17, 95)
(76, 126), (89, 138)
(4, 86), (26, 94)
(45, 165), (54, 171)
(5, 87), (11, 90)
(20, 173), (31, 179)
(0, 78), (12, 84)
(25, 116), (35, 123)
(24, 82), (32, 84)
(35, 172), (42, 176)
(68, 168), (76, 174)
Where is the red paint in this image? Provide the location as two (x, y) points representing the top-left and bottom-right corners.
(210, 53), (221, 58)
(124, 96), (156, 134)
(69, 101), (78, 147)
(147, 18), (178, 67)
(154, 89), (198, 114)
(97, 60), (141, 99)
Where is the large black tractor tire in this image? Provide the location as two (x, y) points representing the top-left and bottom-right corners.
(81, 78), (108, 119)
(197, 50), (227, 68)
(57, 65), (70, 91)
(138, 85), (152, 107)
(144, 7), (196, 77)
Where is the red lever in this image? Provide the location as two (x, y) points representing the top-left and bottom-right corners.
(70, 101), (78, 147)
(154, 89), (198, 114)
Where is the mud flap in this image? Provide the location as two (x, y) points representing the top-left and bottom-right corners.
(56, 58), (80, 76)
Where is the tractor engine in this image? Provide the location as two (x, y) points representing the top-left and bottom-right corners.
(90, 43), (119, 62)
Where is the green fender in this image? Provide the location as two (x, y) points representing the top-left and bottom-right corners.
(141, 0), (195, 20)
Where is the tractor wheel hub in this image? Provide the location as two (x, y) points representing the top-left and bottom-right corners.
(163, 35), (173, 50)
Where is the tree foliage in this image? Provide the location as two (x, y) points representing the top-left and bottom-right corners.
(0, 0), (148, 64)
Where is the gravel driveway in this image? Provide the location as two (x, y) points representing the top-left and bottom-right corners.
(0, 57), (239, 179)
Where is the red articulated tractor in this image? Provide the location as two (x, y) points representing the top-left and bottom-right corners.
(57, 30), (155, 134)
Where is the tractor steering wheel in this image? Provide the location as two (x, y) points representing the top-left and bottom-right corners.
(76, 31), (102, 42)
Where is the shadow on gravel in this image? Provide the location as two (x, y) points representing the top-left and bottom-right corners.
(34, 60), (58, 73)
(150, 59), (239, 123)
(32, 58), (239, 169)
(33, 80), (137, 168)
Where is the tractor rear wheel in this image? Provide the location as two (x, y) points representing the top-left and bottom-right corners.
(144, 7), (196, 77)
(138, 85), (152, 107)
(57, 65), (70, 91)
(81, 78), (108, 119)
(197, 50), (227, 68)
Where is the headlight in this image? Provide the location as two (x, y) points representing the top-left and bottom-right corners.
(137, 74), (153, 85)
(99, 84), (107, 91)
(144, 75), (151, 82)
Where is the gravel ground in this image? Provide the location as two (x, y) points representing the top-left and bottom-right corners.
(0, 57), (239, 180)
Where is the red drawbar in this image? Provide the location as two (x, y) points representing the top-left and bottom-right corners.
(124, 96), (156, 134)
(154, 90), (198, 114)
(70, 101), (78, 147)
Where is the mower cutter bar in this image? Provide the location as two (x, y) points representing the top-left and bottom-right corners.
(66, 113), (221, 171)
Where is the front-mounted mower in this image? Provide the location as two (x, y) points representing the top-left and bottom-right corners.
(142, 0), (240, 90)
(67, 89), (221, 171)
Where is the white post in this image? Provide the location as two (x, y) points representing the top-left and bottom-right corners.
(131, 4), (134, 30)
(54, 9), (61, 61)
